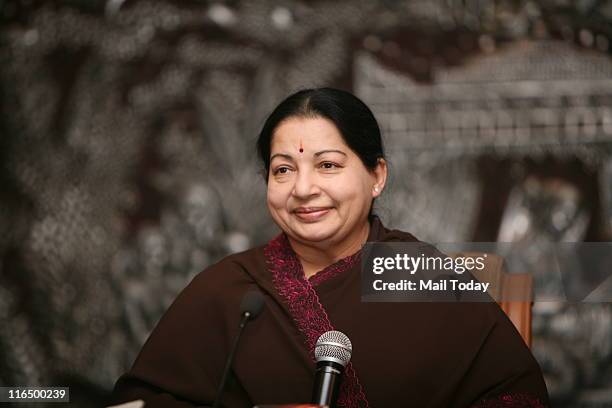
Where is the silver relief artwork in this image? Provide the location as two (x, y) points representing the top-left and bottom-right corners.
(1, 1), (612, 407)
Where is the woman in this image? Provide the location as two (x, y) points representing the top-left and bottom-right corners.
(111, 88), (549, 407)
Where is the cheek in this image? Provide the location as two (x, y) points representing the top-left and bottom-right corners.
(328, 173), (370, 202)
(267, 185), (289, 210)
(322, 184), (361, 209)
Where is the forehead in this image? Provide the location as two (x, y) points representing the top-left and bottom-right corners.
(270, 116), (348, 151)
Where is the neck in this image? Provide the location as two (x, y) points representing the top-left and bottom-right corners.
(287, 220), (371, 279)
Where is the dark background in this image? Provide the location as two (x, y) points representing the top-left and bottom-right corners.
(2, 1), (612, 406)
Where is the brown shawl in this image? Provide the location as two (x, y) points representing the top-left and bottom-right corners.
(111, 216), (549, 407)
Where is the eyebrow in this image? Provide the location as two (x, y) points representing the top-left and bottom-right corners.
(314, 149), (347, 157)
(269, 153), (294, 162)
(270, 149), (347, 162)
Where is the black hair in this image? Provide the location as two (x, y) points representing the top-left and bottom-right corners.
(256, 87), (385, 180)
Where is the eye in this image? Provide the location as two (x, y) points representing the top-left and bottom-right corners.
(319, 161), (340, 170)
(273, 166), (291, 175)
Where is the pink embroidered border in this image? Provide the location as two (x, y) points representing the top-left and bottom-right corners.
(308, 250), (362, 287)
(264, 233), (369, 408)
(471, 393), (548, 408)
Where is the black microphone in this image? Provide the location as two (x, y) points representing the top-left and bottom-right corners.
(311, 330), (352, 408)
(212, 290), (265, 408)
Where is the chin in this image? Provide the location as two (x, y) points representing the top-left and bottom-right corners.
(292, 223), (337, 243)
(296, 232), (333, 243)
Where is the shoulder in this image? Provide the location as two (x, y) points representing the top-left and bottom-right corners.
(169, 245), (268, 313)
(190, 245), (266, 289)
(370, 216), (421, 243)
(371, 218), (446, 260)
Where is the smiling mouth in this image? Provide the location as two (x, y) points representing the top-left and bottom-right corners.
(293, 207), (332, 222)
(294, 207), (331, 214)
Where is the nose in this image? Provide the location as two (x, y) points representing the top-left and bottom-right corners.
(292, 168), (320, 199)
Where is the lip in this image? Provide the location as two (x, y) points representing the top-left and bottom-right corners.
(293, 207), (332, 222)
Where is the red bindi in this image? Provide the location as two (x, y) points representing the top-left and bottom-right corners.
(299, 140), (303, 153)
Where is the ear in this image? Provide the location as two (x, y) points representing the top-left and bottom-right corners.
(371, 158), (388, 198)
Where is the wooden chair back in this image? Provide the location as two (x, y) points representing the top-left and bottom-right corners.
(451, 252), (533, 348)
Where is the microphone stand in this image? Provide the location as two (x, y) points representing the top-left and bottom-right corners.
(212, 312), (251, 408)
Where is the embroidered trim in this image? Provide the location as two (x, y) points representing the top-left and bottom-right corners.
(264, 233), (369, 408)
(308, 250), (362, 287)
(471, 393), (548, 408)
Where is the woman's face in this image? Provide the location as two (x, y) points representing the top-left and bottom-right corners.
(267, 116), (385, 246)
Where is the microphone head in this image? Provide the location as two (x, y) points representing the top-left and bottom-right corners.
(240, 290), (265, 320)
(314, 330), (352, 367)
